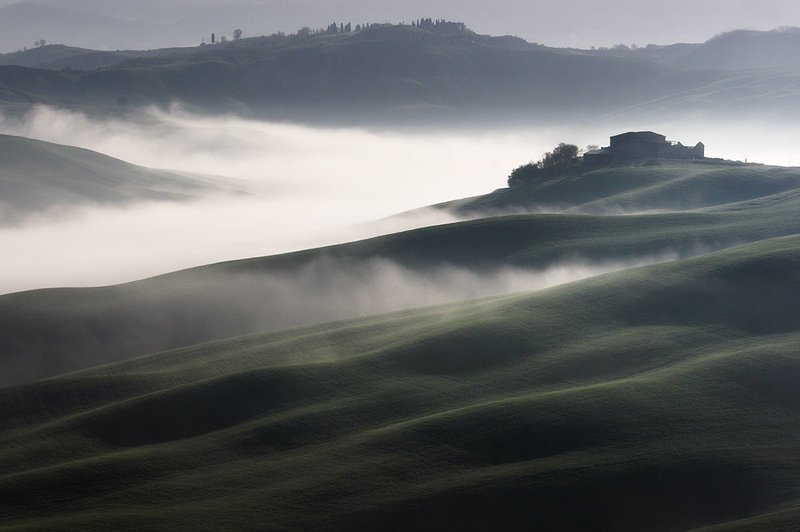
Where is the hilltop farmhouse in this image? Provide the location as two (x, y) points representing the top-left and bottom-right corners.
(584, 132), (705, 164)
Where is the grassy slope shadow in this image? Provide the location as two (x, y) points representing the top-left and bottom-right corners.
(0, 236), (799, 530)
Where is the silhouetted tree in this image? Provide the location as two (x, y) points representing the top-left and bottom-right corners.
(507, 143), (579, 187)
(233, 28), (243, 41)
(211, 33), (216, 44)
(508, 163), (539, 187)
(540, 143), (579, 168)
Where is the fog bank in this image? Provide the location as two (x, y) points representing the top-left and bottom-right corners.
(0, 105), (547, 293)
(1, 105), (798, 293)
(0, 251), (683, 387)
(220, 254), (682, 333)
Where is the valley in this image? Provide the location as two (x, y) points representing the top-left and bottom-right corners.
(1, 10), (799, 530)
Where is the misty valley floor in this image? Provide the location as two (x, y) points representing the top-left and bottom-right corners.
(4, 14), (800, 529)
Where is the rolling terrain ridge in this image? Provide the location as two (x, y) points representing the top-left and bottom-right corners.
(2, 160), (799, 386)
(1, 10), (799, 531)
(0, 236), (799, 530)
(2, 26), (800, 123)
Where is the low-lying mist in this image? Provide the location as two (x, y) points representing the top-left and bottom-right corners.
(0, 105), (544, 293)
(1, 252), (685, 386)
(210, 254), (681, 333)
(1, 104), (798, 293)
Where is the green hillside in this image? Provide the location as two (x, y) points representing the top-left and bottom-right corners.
(0, 134), (236, 224)
(445, 160), (800, 215)
(2, 160), (799, 386)
(1, 236), (798, 530)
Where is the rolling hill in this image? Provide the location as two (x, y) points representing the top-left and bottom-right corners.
(1, 159), (799, 386)
(1, 25), (800, 123)
(678, 27), (800, 71)
(0, 133), (237, 224)
(0, 44), (141, 71)
(1, 235), (798, 530)
(0, 12), (798, 530)
(442, 160), (800, 215)
(0, 24), (665, 120)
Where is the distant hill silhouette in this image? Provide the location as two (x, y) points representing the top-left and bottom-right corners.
(678, 27), (800, 71)
(2, 25), (800, 123)
(0, 44), (141, 71)
(0, 2), (168, 53)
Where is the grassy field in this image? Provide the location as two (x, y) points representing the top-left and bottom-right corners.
(1, 235), (798, 530)
(443, 159), (800, 214)
(2, 160), (799, 386)
(2, 156), (799, 529)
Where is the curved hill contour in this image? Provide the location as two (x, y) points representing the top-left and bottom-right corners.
(0, 133), (232, 224)
(1, 236), (799, 530)
(1, 160), (799, 386)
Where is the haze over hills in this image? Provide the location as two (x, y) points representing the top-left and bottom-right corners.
(2, 0), (800, 52)
(0, 1), (199, 53)
(8, 25), (800, 73)
(0, 3), (167, 53)
(2, 158), (799, 386)
(2, 25), (800, 124)
(0, 133), (239, 224)
(2, 4), (800, 529)
(1, 235), (799, 530)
